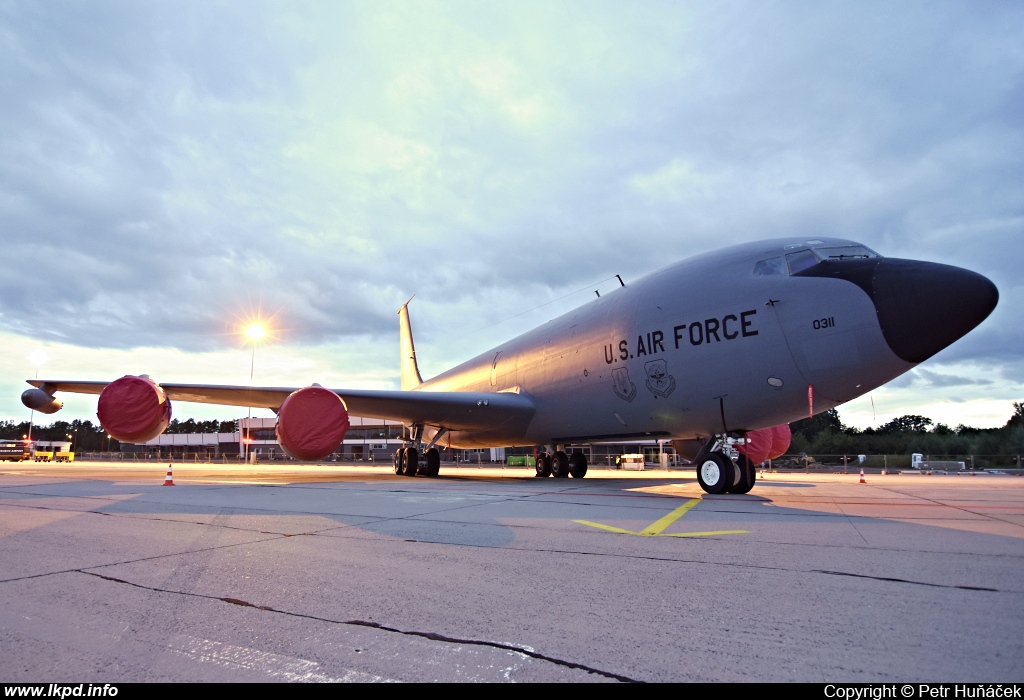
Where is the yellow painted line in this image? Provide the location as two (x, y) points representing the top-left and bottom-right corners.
(659, 530), (750, 537)
(639, 498), (701, 535)
(572, 520), (639, 535)
(573, 498), (748, 538)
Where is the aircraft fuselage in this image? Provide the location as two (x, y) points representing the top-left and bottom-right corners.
(422, 237), (997, 448)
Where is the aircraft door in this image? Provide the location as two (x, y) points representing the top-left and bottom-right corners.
(490, 351), (517, 390)
(490, 352), (501, 387)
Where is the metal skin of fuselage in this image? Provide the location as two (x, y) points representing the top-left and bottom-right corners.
(418, 236), (998, 449)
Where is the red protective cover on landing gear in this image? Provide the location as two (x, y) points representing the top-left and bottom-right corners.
(97, 375), (173, 443)
(767, 424), (792, 460)
(737, 428), (772, 465)
(275, 386), (349, 461)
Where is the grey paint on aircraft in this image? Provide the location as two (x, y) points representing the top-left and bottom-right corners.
(421, 237), (931, 447)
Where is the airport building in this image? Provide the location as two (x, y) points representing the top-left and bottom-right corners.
(120, 416), (400, 462)
(120, 416), (677, 466)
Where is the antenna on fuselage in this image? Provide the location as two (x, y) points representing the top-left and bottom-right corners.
(398, 296), (423, 391)
(616, 274), (625, 287)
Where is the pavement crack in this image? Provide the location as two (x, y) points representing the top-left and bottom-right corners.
(81, 571), (640, 683)
(377, 540), (1011, 594)
(812, 569), (999, 592)
(0, 536), (281, 585)
(0, 497), (359, 538)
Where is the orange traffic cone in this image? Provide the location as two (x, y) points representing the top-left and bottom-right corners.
(163, 464), (175, 486)
(859, 468), (866, 484)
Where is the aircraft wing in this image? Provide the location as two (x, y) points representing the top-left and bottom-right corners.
(27, 380), (535, 432)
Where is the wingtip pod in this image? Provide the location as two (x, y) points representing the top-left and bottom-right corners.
(97, 375), (172, 443)
(22, 387), (63, 415)
(275, 386), (350, 461)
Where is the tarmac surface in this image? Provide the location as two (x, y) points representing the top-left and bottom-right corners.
(1, 461), (1022, 683)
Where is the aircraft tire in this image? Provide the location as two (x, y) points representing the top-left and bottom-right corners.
(424, 448), (441, 477)
(728, 454), (756, 494)
(535, 453), (552, 477)
(569, 451), (588, 478)
(394, 449), (404, 475)
(696, 452), (733, 494)
(551, 451), (570, 478)
(405, 447), (420, 476)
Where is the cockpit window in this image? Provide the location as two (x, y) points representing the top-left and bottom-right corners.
(755, 244), (883, 276)
(811, 245), (880, 260)
(753, 256), (787, 276)
(786, 249), (820, 274)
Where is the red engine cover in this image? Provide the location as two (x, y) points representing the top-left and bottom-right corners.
(737, 428), (772, 465)
(767, 424), (792, 460)
(275, 386), (349, 461)
(97, 375), (172, 443)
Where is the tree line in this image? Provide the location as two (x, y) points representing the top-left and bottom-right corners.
(789, 402), (1024, 458)
(3, 404), (1022, 457)
(0, 418), (238, 451)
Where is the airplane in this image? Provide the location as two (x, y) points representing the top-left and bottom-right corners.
(21, 236), (998, 494)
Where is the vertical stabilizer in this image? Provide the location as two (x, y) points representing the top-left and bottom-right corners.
(398, 297), (423, 391)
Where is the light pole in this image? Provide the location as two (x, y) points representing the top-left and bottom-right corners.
(27, 351), (46, 445)
(242, 323), (266, 464)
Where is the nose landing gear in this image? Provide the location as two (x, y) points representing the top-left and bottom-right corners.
(696, 451), (733, 494)
(694, 437), (759, 494)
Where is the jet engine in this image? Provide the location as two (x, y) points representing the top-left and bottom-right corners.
(767, 424), (792, 460)
(21, 388), (63, 415)
(97, 375), (172, 443)
(738, 423), (793, 464)
(275, 386), (350, 461)
(737, 428), (773, 465)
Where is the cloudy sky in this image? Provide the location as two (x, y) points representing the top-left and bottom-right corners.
(1, 0), (1021, 430)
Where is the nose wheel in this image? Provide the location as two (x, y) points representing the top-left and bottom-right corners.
(728, 454), (756, 494)
(696, 452), (734, 494)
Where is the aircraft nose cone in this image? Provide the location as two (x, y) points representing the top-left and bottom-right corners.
(872, 259), (998, 363)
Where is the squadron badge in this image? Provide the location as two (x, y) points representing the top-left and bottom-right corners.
(644, 359), (676, 398)
(611, 367), (637, 402)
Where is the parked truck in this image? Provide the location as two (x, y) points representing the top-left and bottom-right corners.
(0, 440), (30, 462)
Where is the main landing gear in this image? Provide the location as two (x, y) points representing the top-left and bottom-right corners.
(393, 446), (441, 477)
(535, 448), (588, 478)
(392, 424), (443, 478)
(694, 438), (756, 495)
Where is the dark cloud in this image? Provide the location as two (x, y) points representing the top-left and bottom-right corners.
(0, 0), (1021, 379)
